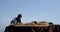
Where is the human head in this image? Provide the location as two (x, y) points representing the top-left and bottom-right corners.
(49, 22), (53, 25)
(17, 14), (22, 18)
(32, 21), (37, 24)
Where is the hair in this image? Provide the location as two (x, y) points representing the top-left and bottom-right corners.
(17, 14), (22, 18)
(32, 21), (37, 24)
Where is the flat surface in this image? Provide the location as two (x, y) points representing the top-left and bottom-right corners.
(4, 25), (60, 32)
(11, 24), (49, 27)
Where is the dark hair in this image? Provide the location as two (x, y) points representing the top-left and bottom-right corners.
(33, 21), (37, 24)
(49, 22), (53, 25)
(18, 14), (22, 18)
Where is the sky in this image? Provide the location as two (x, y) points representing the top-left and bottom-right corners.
(0, 0), (60, 32)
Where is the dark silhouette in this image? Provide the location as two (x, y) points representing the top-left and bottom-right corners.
(11, 14), (22, 24)
(32, 21), (37, 24)
(49, 22), (53, 26)
(4, 25), (60, 32)
(5, 14), (60, 32)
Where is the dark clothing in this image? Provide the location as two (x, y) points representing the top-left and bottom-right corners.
(11, 17), (21, 24)
(16, 17), (21, 23)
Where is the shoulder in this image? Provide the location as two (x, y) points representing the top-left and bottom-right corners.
(14, 17), (17, 19)
(12, 17), (17, 20)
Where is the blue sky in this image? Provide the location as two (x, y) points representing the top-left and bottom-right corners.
(0, 0), (60, 32)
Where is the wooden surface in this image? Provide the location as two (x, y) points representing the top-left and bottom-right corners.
(10, 22), (50, 27)
(4, 25), (60, 32)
